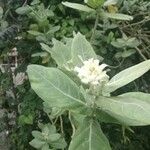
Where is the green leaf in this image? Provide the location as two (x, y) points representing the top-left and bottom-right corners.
(40, 43), (52, 53)
(96, 94), (150, 126)
(51, 137), (67, 149)
(69, 118), (111, 150)
(71, 112), (86, 127)
(102, 12), (133, 21)
(32, 52), (48, 57)
(115, 50), (136, 59)
(28, 30), (43, 36)
(27, 65), (86, 110)
(31, 0), (40, 5)
(18, 114), (33, 125)
(42, 124), (56, 134)
(85, 0), (105, 8)
(95, 109), (119, 124)
(41, 144), (50, 150)
(0, 6), (3, 19)
(32, 131), (44, 140)
(62, 2), (95, 12)
(47, 134), (61, 142)
(16, 5), (31, 15)
(103, 60), (150, 93)
(71, 32), (97, 66)
(118, 92), (150, 104)
(121, 49), (136, 58)
(50, 38), (72, 67)
(29, 139), (46, 149)
(111, 37), (140, 48)
(43, 103), (64, 119)
(47, 26), (60, 35)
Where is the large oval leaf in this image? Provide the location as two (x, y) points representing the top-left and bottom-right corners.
(27, 65), (86, 110)
(101, 12), (133, 21)
(62, 2), (95, 12)
(71, 32), (97, 66)
(51, 38), (72, 67)
(103, 60), (150, 93)
(69, 118), (111, 150)
(96, 93), (150, 126)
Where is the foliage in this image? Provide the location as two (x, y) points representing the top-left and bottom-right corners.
(0, 0), (150, 149)
(30, 123), (67, 150)
(27, 32), (150, 149)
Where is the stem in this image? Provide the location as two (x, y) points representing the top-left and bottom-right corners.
(90, 13), (99, 42)
(60, 115), (64, 135)
(135, 47), (147, 61)
(69, 111), (76, 138)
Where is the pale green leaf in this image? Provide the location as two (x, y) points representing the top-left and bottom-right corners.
(32, 52), (48, 57)
(71, 32), (97, 66)
(29, 139), (45, 149)
(42, 124), (57, 135)
(51, 137), (67, 149)
(96, 94), (150, 126)
(118, 92), (150, 104)
(0, 7), (3, 19)
(32, 131), (44, 140)
(85, 0), (105, 8)
(62, 2), (95, 12)
(27, 65), (86, 110)
(47, 133), (61, 142)
(41, 144), (50, 150)
(40, 43), (52, 53)
(102, 12), (133, 21)
(28, 30), (43, 36)
(50, 38), (72, 67)
(16, 5), (31, 15)
(31, 0), (40, 5)
(95, 109), (119, 124)
(69, 118), (111, 150)
(103, 60), (150, 93)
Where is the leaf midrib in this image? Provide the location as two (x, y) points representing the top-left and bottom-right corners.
(30, 67), (86, 106)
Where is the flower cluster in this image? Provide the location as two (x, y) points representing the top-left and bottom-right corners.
(74, 58), (109, 85)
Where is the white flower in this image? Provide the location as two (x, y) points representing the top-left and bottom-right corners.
(74, 58), (109, 85)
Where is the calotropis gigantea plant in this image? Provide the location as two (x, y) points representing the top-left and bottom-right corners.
(27, 32), (150, 150)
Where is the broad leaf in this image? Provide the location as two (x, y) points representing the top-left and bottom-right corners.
(0, 7), (3, 19)
(51, 137), (67, 149)
(85, 0), (105, 8)
(69, 118), (111, 150)
(95, 109), (119, 124)
(62, 2), (95, 12)
(103, 60), (150, 93)
(29, 139), (45, 149)
(40, 43), (52, 53)
(50, 38), (72, 68)
(16, 5), (31, 15)
(32, 131), (44, 140)
(118, 92), (150, 104)
(27, 65), (86, 110)
(102, 12), (133, 21)
(28, 30), (43, 36)
(71, 32), (97, 66)
(96, 94), (150, 126)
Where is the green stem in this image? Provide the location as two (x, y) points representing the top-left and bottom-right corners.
(69, 111), (76, 138)
(135, 47), (147, 61)
(90, 13), (99, 42)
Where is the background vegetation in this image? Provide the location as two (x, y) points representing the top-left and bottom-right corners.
(0, 0), (150, 149)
